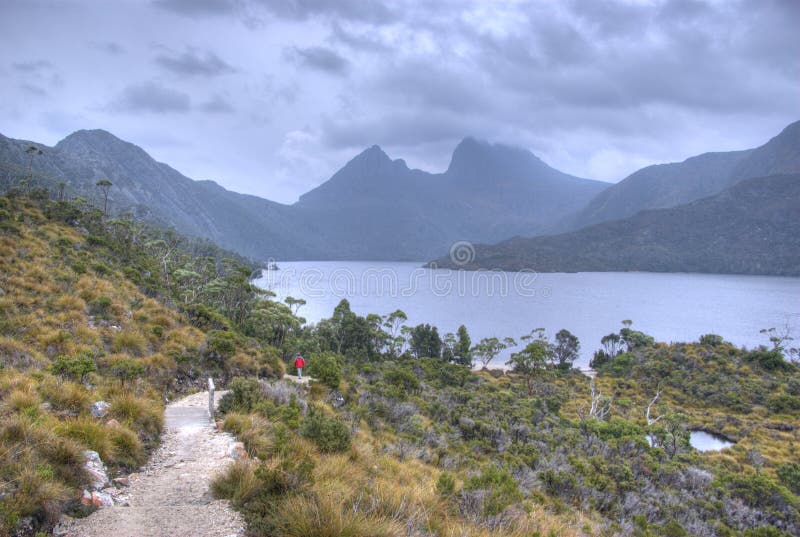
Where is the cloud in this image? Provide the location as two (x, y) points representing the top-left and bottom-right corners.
(286, 46), (349, 75)
(89, 41), (126, 55)
(109, 81), (191, 113)
(257, 0), (397, 24)
(12, 60), (53, 73)
(200, 94), (235, 114)
(329, 22), (392, 53)
(19, 83), (48, 96)
(152, 0), (237, 17)
(155, 47), (236, 76)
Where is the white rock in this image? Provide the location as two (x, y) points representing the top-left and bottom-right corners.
(91, 401), (111, 418)
(83, 450), (110, 490)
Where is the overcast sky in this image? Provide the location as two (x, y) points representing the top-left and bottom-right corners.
(1, 0), (798, 203)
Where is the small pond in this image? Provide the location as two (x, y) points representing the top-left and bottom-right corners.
(689, 430), (735, 452)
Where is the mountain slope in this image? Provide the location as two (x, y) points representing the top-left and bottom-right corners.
(562, 120), (800, 230)
(295, 138), (608, 259)
(0, 130), (317, 260)
(0, 130), (608, 261)
(429, 173), (800, 276)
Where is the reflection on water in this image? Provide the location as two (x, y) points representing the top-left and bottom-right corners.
(689, 430), (735, 452)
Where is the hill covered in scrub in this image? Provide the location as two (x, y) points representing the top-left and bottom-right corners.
(211, 303), (800, 537)
(0, 193), (289, 535)
(1, 189), (799, 537)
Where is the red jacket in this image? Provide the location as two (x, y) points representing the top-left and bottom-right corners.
(294, 356), (306, 369)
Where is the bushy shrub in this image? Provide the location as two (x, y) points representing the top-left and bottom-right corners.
(308, 352), (341, 389)
(383, 365), (420, 398)
(206, 330), (238, 358)
(211, 459), (261, 508)
(699, 334), (725, 346)
(437, 471), (456, 496)
(299, 406), (350, 453)
(112, 331), (147, 356)
(463, 466), (522, 516)
(108, 358), (145, 386)
(776, 462), (800, 494)
(49, 353), (96, 383)
(219, 377), (264, 414)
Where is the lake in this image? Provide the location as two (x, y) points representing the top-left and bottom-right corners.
(254, 261), (800, 368)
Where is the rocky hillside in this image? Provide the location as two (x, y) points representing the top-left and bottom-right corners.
(430, 173), (800, 275)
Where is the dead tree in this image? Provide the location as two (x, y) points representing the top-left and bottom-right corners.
(646, 390), (665, 426)
(578, 380), (612, 421)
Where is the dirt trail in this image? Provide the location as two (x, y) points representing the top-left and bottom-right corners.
(58, 391), (245, 537)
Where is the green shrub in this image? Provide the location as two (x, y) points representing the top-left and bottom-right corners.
(207, 330), (238, 358)
(308, 352), (341, 389)
(699, 334), (725, 346)
(211, 459), (261, 508)
(776, 462), (800, 494)
(109, 358), (145, 386)
(89, 296), (112, 315)
(219, 377), (264, 414)
(49, 354), (96, 383)
(437, 471), (456, 496)
(464, 466), (522, 516)
(299, 406), (350, 453)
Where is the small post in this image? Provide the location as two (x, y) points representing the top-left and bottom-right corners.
(208, 378), (215, 422)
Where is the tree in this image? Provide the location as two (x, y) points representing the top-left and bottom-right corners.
(409, 324), (442, 359)
(110, 358), (145, 387)
(441, 332), (456, 362)
(552, 329), (580, 371)
(453, 325), (472, 366)
(577, 380), (612, 421)
(96, 179), (113, 217)
(382, 309), (407, 357)
(471, 336), (516, 369)
(507, 329), (553, 395)
(24, 145), (42, 191)
(284, 296), (306, 316)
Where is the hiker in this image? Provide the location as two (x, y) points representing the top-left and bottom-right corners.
(294, 354), (306, 378)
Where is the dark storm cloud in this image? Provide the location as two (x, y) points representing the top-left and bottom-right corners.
(286, 46), (349, 75)
(3, 0), (799, 201)
(109, 82), (191, 113)
(155, 48), (236, 77)
(322, 110), (474, 149)
(152, 0), (238, 17)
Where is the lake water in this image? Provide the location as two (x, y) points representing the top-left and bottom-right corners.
(254, 261), (800, 368)
(689, 431), (735, 452)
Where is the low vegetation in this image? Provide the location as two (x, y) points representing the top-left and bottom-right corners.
(1, 184), (798, 537)
(0, 192), (283, 535)
(213, 304), (800, 537)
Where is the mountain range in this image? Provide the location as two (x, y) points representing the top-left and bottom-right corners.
(430, 173), (800, 275)
(1, 120), (798, 273)
(0, 131), (606, 260)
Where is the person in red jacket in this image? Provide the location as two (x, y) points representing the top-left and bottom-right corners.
(293, 354), (306, 378)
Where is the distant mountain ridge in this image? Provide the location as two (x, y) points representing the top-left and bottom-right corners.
(560, 120), (800, 230)
(429, 173), (800, 276)
(0, 130), (607, 260)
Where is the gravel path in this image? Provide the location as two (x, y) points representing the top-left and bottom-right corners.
(58, 391), (245, 537)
